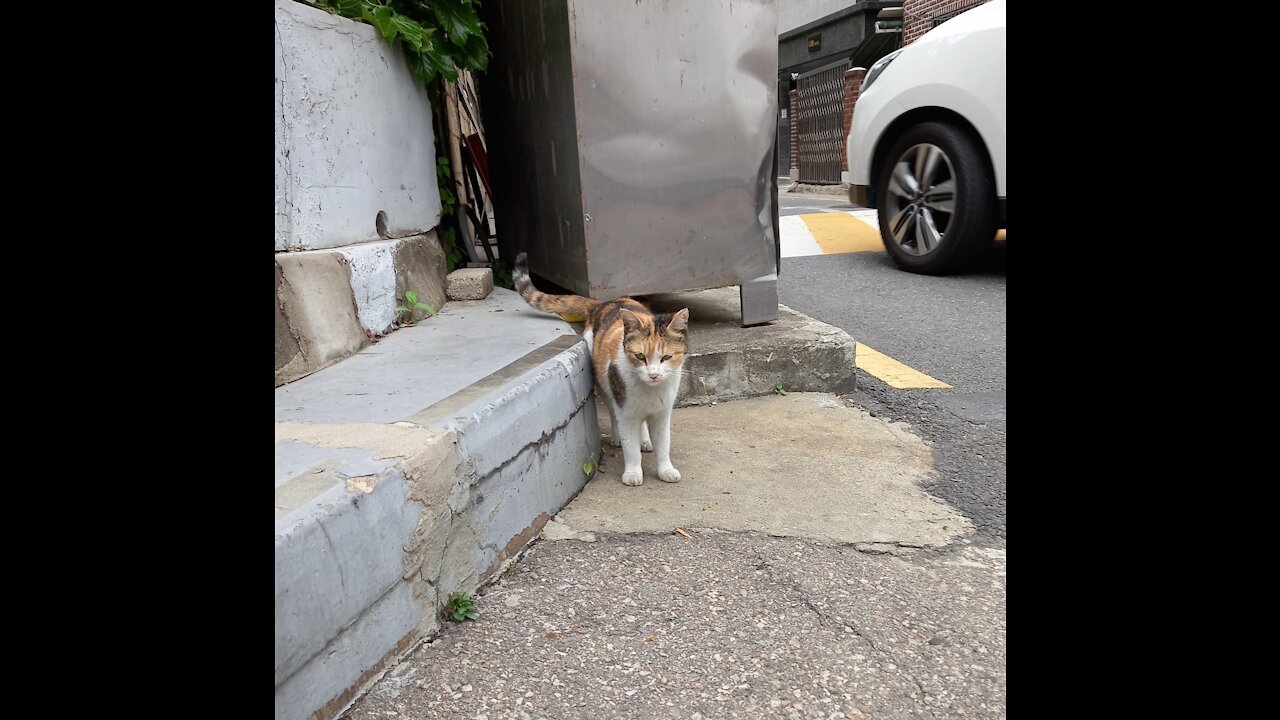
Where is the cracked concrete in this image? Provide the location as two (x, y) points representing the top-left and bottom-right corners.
(275, 0), (450, 388)
(557, 393), (973, 548)
(274, 232), (450, 386)
(343, 533), (1006, 720)
(343, 391), (1004, 719)
(275, 13), (293, 244)
(276, 289), (599, 720)
(275, 253), (370, 386)
(279, 261), (1001, 718)
(636, 287), (859, 407)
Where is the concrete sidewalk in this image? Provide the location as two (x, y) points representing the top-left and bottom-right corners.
(343, 394), (1006, 719)
(277, 288), (864, 720)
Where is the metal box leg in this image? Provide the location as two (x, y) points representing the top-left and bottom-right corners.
(740, 275), (779, 326)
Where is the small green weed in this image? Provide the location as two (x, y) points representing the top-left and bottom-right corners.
(774, 382), (788, 396)
(395, 290), (438, 325)
(445, 591), (478, 622)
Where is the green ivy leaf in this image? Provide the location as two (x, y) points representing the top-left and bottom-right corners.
(332, 0), (363, 19)
(430, 0), (484, 47)
(395, 305), (410, 313)
(405, 51), (436, 84)
(460, 33), (490, 71)
(583, 462), (593, 475)
(390, 14), (431, 52)
(423, 43), (458, 82)
(363, 6), (398, 43)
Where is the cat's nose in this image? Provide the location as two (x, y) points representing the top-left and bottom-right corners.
(648, 372), (660, 380)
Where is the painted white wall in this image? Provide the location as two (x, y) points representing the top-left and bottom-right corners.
(778, 0), (858, 33)
(275, 0), (442, 251)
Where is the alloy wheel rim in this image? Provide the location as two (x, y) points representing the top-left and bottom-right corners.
(884, 143), (956, 256)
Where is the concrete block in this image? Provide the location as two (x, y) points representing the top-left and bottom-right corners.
(644, 287), (857, 406)
(276, 253), (368, 386)
(276, 232), (447, 386)
(393, 234), (448, 320)
(446, 267), (494, 301)
(274, 582), (425, 720)
(274, 0), (441, 251)
(340, 234), (447, 335)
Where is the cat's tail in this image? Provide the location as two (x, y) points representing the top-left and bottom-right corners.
(513, 252), (597, 320)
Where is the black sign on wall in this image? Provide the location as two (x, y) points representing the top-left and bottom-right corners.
(807, 34), (821, 52)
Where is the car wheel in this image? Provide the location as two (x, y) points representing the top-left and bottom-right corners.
(876, 121), (997, 275)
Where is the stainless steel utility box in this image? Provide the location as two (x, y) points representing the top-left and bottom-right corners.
(481, 0), (780, 324)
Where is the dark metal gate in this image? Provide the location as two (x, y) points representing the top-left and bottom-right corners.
(795, 59), (850, 184)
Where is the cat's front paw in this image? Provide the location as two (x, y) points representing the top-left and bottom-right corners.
(640, 439), (654, 452)
(609, 435), (622, 448)
(621, 470), (643, 487)
(657, 466), (681, 483)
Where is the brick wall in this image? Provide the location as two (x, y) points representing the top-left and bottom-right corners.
(903, 0), (991, 46)
(841, 68), (867, 172)
(789, 89), (799, 173)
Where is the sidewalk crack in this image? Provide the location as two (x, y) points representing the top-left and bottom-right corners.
(752, 549), (931, 704)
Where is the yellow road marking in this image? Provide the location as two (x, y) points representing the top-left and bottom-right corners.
(856, 342), (952, 389)
(800, 213), (884, 254)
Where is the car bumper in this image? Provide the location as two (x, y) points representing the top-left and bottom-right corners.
(849, 184), (871, 208)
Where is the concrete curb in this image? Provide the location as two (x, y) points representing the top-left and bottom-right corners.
(678, 304), (857, 406)
(275, 290), (598, 720)
(642, 288), (858, 406)
(274, 427), (454, 720)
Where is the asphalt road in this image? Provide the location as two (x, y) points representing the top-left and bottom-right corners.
(778, 192), (1007, 541)
(348, 533), (1005, 720)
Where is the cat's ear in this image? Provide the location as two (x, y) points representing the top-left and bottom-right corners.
(620, 309), (643, 333)
(666, 308), (689, 333)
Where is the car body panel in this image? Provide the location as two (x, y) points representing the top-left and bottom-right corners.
(847, 0), (1005, 198)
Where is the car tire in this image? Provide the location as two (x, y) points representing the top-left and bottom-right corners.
(876, 121), (997, 275)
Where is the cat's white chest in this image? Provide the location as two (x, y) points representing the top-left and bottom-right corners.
(619, 368), (680, 416)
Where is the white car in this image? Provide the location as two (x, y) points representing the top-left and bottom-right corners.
(845, 0), (1005, 274)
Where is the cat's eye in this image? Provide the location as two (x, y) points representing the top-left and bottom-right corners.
(661, 355), (672, 362)
(634, 353), (645, 362)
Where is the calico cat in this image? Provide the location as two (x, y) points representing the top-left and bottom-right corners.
(513, 253), (687, 487)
